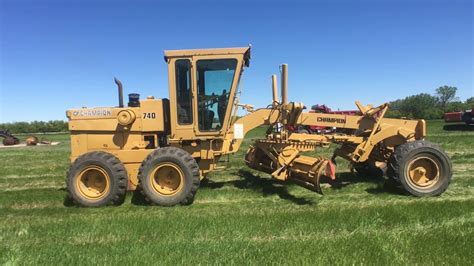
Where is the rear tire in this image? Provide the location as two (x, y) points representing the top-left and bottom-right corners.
(388, 140), (452, 197)
(67, 151), (128, 207)
(138, 147), (200, 206)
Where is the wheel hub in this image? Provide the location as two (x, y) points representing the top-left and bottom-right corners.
(407, 156), (439, 187)
(150, 163), (184, 196)
(76, 166), (110, 199)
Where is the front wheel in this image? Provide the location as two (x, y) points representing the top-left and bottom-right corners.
(388, 140), (452, 197)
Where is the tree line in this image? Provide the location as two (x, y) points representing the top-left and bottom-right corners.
(386, 86), (473, 120)
(0, 120), (68, 134)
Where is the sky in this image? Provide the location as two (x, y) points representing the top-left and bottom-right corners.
(0, 0), (472, 123)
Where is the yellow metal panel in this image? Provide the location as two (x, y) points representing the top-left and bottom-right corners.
(164, 47), (250, 58)
(123, 163), (141, 190)
(67, 99), (166, 132)
(87, 133), (122, 150)
(139, 99), (167, 132)
(70, 133), (88, 159)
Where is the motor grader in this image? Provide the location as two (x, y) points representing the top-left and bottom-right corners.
(66, 47), (452, 207)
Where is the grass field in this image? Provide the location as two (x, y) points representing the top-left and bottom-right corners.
(1, 120), (473, 264)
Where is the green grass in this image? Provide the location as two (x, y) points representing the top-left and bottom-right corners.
(1, 121), (473, 264)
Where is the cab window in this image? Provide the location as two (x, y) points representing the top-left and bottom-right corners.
(175, 60), (193, 124)
(196, 59), (237, 131)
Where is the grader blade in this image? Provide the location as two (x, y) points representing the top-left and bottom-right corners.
(289, 175), (323, 194)
(245, 144), (336, 194)
(287, 155), (335, 194)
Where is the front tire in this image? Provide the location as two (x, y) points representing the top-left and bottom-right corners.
(138, 147), (200, 206)
(388, 140), (452, 197)
(67, 151), (128, 207)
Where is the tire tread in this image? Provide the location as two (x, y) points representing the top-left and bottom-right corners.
(67, 151), (128, 207)
(137, 147), (200, 206)
(388, 140), (452, 196)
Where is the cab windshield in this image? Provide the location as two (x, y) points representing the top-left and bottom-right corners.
(196, 59), (237, 131)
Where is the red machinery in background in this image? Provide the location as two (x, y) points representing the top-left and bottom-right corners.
(444, 109), (474, 125)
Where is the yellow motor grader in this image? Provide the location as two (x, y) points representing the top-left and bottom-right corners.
(66, 47), (452, 207)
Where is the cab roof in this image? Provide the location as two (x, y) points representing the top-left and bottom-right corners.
(164, 47), (251, 66)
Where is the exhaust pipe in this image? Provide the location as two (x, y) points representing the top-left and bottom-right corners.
(281, 64), (288, 105)
(271, 74), (279, 105)
(114, 77), (124, 108)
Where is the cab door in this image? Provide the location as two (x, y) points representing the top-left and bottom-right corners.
(191, 55), (243, 137)
(168, 58), (196, 140)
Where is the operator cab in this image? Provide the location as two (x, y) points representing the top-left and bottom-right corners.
(164, 47), (251, 140)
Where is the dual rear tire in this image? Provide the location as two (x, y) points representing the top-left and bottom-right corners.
(137, 147), (200, 206)
(67, 147), (200, 207)
(67, 151), (128, 207)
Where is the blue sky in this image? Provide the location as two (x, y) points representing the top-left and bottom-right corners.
(0, 0), (472, 122)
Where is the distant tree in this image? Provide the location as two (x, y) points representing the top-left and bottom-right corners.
(385, 109), (403, 119)
(401, 93), (440, 119)
(436, 86), (458, 110)
(384, 86), (470, 119)
(0, 120), (68, 133)
(386, 99), (403, 118)
(466, 97), (474, 109)
(387, 93), (443, 119)
(445, 101), (468, 112)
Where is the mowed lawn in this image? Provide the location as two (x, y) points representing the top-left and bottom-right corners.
(1, 120), (473, 264)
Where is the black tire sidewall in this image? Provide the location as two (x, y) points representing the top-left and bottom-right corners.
(139, 148), (198, 206)
(398, 145), (451, 196)
(67, 152), (127, 207)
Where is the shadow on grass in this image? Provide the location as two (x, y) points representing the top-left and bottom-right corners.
(325, 172), (382, 190)
(59, 188), (76, 207)
(63, 195), (76, 207)
(201, 170), (314, 205)
(130, 188), (149, 206)
(200, 178), (226, 189)
(324, 172), (406, 196)
(236, 170), (314, 205)
(202, 169), (408, 202)
(443, 124), (474, 131)
(365, 178), (406, 196)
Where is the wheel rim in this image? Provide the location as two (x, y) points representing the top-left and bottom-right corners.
(406, 156), (440, 188)
(75, 166), (110, 199)
(150, 163), (184, 196)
